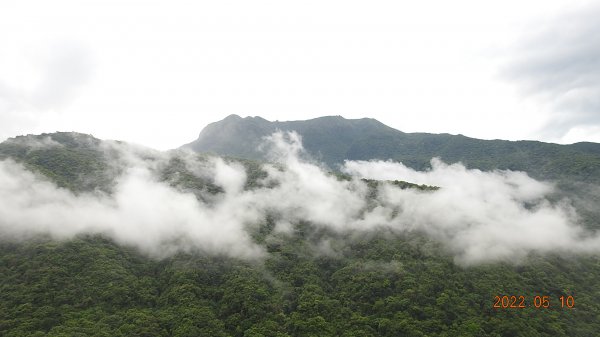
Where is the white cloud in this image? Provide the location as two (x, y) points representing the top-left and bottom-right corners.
(1, 131), (600, 264)
(343, 158), (599, 264)
(0, 154), (265, 259)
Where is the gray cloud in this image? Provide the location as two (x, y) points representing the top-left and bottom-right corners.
(501, 4), (600, 139)
(343, 159), (600, 264)
(1, 131), (600, 264)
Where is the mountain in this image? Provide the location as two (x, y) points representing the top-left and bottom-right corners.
(0, 132), (110, 192)
(184, 115), (600, 182)
(182, 114), (400, 167)
(2, 132), (600, 336)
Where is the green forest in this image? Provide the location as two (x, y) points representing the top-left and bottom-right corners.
(185, 115), (600, 184)
(2, 231), (599, 337)
(1, 133), (600, 336)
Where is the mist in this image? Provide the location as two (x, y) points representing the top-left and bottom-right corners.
(1, 131), (599, 264)
(343, 159), (600, 263)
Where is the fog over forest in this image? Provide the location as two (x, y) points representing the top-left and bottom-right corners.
(1, 131), (598, 265)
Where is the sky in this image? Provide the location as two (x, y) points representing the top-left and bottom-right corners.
(0, 0), (599, 150)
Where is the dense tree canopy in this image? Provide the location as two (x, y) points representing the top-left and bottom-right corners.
(2, 232), (599, 336)
(1, 132), (599, 336)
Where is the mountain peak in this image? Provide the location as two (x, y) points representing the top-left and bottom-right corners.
(223, 114), (242, 121)
(182, 115), (401, 166)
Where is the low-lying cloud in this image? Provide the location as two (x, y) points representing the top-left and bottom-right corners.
(0, 157), (264, 259)
(343, 159), (598, 263)
(1, 131), (599, 264)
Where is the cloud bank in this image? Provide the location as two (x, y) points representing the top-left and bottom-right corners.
(1, 131), (599, 264)
(343, 159), (599, 263)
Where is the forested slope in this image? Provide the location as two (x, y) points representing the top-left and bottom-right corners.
(2, 231), (599, 336)
(1, 132), (600, 337)
(184, 115), (600, 183)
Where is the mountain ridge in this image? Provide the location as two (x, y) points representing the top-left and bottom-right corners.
(183, 115), (600, 183)
(183, 114), (400, 165)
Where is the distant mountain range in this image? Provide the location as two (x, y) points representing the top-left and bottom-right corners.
(183, 114), (600, 183)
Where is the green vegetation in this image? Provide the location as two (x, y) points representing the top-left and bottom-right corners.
(184, 115), (600, 183)
(0, 133), (110, 192)
(2, 231), (599, 336)
(2, 132), (600, 336)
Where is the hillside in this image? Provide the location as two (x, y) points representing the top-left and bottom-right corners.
(183, 115), (600, 183)
(1, 132), (600, 336)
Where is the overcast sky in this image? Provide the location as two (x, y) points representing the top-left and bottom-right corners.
(1, 0), (598, 150)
